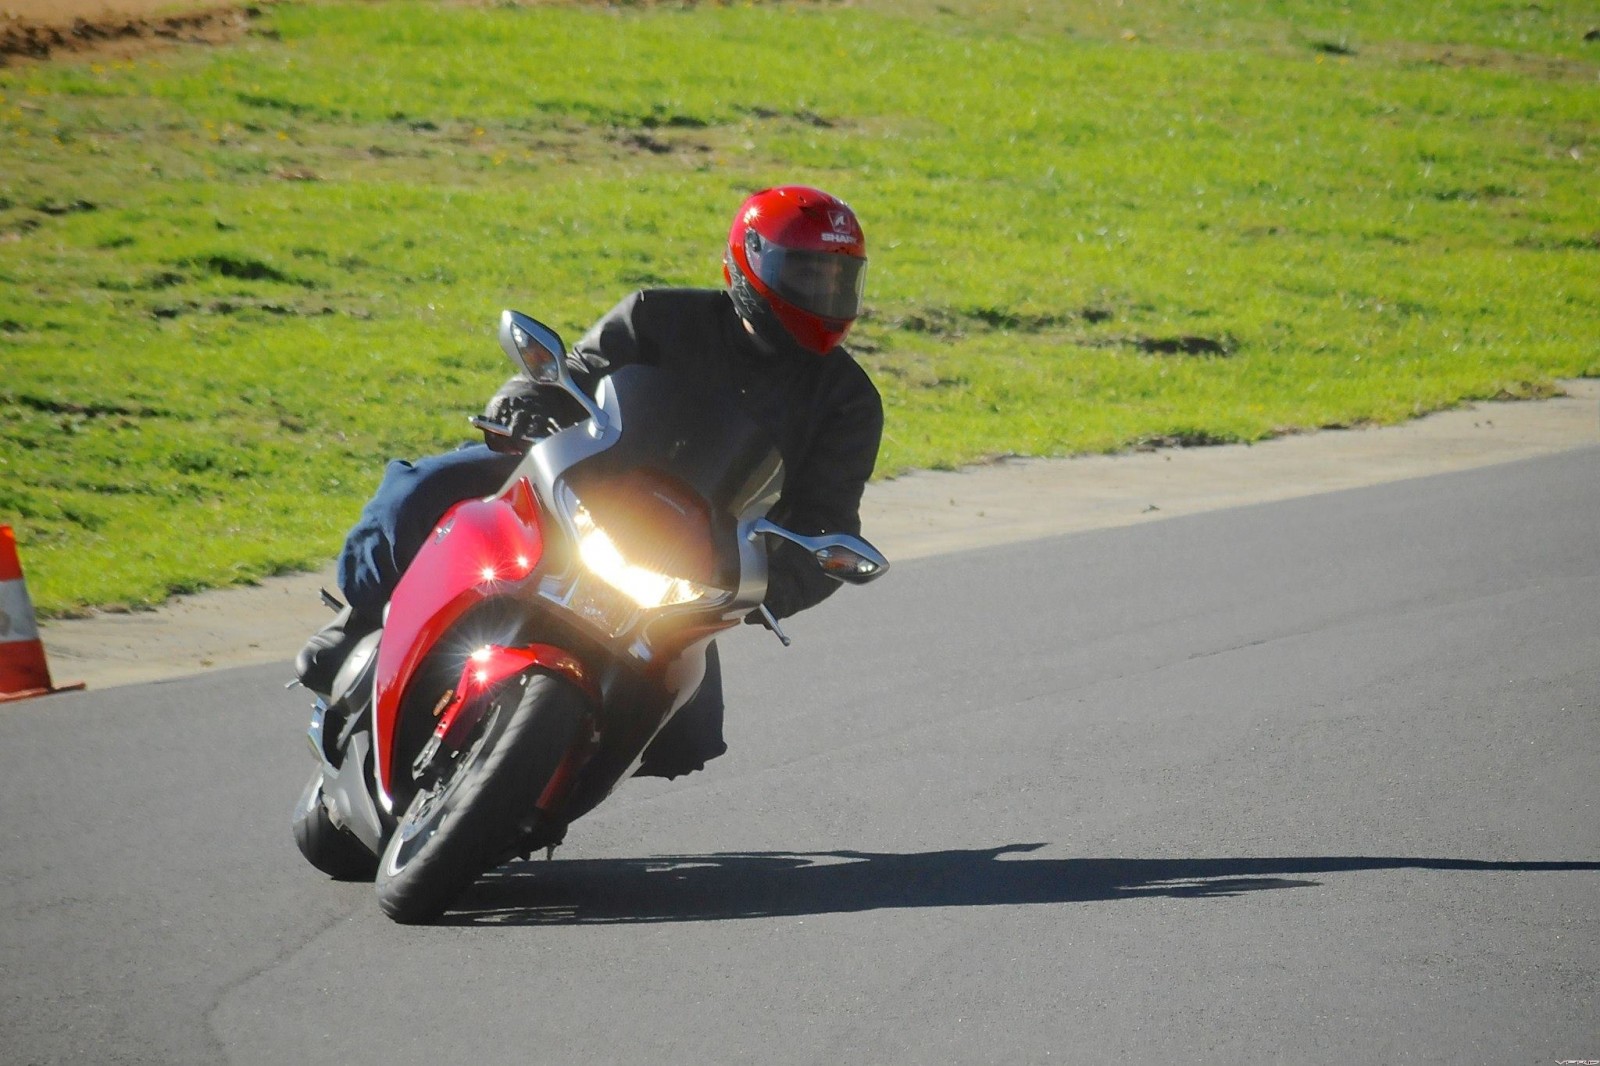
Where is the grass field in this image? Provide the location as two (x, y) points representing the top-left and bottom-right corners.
(2, 0), (1597, 615)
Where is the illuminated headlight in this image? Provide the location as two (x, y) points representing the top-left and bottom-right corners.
(572, 506), (719, 609)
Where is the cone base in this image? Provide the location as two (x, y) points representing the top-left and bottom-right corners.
(0, 681), (86, 704)
(1, 640), (54, 694)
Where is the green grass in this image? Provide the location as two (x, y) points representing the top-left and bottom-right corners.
(2, 0), (1596, 615)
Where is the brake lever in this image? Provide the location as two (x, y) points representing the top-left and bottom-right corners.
(471, 415), (515, 439)
(758, 604), (791, 647)
(471, 413), (562, 441)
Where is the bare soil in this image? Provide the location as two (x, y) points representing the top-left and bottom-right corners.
(0, 0), (261, 65)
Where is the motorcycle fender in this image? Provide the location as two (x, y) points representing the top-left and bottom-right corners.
(432, 642), (600, 754)
(373, 476), (544, 801)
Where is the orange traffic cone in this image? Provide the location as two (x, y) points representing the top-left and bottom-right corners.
(0, 525), (85, 703)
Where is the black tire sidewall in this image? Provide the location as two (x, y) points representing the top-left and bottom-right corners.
(373, 671), (584, 923)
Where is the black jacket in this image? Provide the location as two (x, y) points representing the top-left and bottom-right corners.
(491, 288), (883, 620)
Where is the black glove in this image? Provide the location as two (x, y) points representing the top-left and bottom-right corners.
(482, 390), (552, 452)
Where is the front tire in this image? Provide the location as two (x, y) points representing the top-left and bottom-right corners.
(374, 671), (585, 924)
(292, 770), (378, 881)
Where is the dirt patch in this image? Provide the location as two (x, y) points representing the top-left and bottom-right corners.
(1388, 39), (1600, 82)
(0, 0), (264, 65)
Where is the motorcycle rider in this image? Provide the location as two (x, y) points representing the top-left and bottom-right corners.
(297, 185), (883, 778)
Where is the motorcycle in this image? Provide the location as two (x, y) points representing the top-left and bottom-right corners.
(291, 309), (889, 923)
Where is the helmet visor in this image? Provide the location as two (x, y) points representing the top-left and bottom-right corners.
(745, 232), (866, 320)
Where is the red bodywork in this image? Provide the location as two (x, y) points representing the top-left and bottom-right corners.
(371, 476), (591, 803)
(429, 642), (599, 754)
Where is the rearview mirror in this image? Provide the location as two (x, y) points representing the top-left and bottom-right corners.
(749, 519), (890, 585)
(497, 309), (607, 431)
(813, 542), (890, 584)
(498, 310), (566, 385)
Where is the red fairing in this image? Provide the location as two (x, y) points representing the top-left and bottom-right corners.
(373, 477), (545, 800)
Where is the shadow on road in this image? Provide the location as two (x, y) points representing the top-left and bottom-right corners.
(444, 844), (1599, 926)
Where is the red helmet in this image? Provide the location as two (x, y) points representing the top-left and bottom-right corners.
(723, 185), (867, 355)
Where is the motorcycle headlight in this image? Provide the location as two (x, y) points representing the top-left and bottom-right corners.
(572, 504), (721, 609)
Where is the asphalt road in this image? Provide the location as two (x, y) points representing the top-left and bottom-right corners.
(3, 448), (1597, 1065)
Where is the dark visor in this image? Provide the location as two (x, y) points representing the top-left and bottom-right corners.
(746, 232), (866, 320)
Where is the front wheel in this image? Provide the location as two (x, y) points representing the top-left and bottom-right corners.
(374, 671), (585, 924)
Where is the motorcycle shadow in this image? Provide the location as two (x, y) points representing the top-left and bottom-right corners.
(442, 844), (1600, 927)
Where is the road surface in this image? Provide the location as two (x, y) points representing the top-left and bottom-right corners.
(3, 448), (1597, 1064)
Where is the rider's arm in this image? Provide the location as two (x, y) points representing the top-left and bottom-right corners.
(762, 363), (884, 620)
(567, 291), (649, 385)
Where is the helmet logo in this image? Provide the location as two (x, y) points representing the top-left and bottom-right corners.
(821, 208), (858, 244)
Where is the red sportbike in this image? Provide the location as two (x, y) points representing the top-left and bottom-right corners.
(291, 310), (888, 923)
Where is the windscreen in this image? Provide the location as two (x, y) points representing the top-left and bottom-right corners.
(561, 365), (784, 588)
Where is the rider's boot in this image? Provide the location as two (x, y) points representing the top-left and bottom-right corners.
(295, 604), (382, 698)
